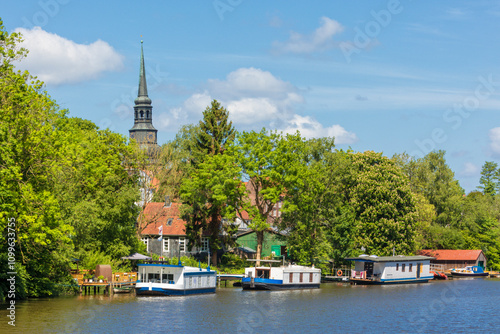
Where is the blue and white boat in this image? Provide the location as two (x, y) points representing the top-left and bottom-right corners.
(135, 261), (217, 296)
(346, 255), (434, 285)
(242, 260), (321, 290)
(450, 265), (489, 277)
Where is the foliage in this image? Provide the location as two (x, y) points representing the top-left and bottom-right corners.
(180, 101), (237, 265)
(478, 161), (499, 196)
(0, 21), (142, 299)
(232, 129), (305, 263)
(192, 100), (236, 165)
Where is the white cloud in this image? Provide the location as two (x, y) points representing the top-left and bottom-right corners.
(160, 67), (356, 142)
(156, 92), (212, 131)
(489, 127), (500, 156)
(460, 162), (480, 177)
(14, 27), (123, 85)
(280, 115), (358, 144)
(273, 17), (344, 54)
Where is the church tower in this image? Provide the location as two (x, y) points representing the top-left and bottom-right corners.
(129, 41), (158, 149)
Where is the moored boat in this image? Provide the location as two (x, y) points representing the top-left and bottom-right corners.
(450, 266), (489, 277)
(135, 261), (217, 296)
(346, 255), (434, 285)
(241, 259), (321, 290)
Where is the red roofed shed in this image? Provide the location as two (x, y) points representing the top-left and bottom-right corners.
(417, 250), (487, 270)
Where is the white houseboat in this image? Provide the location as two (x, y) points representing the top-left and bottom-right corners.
(241, 260), (321, 290)
(346, 255), (434, 285)
(135, 261), (217, 296)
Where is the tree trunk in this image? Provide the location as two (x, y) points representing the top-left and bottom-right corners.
(211, 251), (217, 267)
(256, 230), (264, 266)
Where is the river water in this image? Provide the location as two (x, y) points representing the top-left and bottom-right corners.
(1, 278), (499, 333)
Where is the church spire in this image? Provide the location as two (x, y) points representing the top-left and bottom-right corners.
(129, 40), (157, 148)
(135, 40), (151, 105)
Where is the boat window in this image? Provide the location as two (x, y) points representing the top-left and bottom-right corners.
(310, 273), (313, 282)
(299, 273), (303, 283)
(409, 264), (413, 272)
(289, 272), (293, 283)
(162, 273), (174, 283)
(402, 264), (406, 272)
(396, 263), (399, 271)
(148, 273), (160, 282)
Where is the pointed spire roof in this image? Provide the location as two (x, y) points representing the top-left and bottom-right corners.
(135, 40), (151, 105)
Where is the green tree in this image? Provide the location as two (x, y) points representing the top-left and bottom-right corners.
(343, 151), (418, 256)
(192, 100), (236, 165)
(180, 101), (236, 265)
(180, 152), (243, 265)
(232, 129), (305, 264)
(478, 161), (499, 196)
(279, 137), (336, 267)
(0, 20), (73, 297)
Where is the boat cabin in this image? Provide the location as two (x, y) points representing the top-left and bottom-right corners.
(345, 255), (434, 284)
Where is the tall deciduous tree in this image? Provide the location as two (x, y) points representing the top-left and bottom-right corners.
(279, 137), (336, 267)
(232, 129), (304, 264)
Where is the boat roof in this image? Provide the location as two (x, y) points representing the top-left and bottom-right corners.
(345, 255), (434, 262)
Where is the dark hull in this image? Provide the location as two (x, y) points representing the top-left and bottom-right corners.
(350, 278), (431, 285)
(242, 282), (320, 290)
(135, 287), (216, 296)
(451, 272), (489, 277)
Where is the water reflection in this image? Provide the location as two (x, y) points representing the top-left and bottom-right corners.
(1, 279), (499, 333)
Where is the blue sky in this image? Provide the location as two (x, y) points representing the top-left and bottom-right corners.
(3, 1), (500, 193)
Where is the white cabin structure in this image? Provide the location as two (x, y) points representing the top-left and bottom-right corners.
(346, 255), (434, 284)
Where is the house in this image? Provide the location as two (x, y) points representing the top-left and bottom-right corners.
(417, 249), (488, 270)
(139, 201), (209, 258)
(235, 229), (287, 259)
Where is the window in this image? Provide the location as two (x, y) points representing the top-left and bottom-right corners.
(309, 273), (313, 283)
(409, 264), (413, 272)
(163, 238), (169, 253)
(299, 273), (303, 283)
(200, 238), (209, 252)
(166, 218), (173, 225)
(141, 237), (149, 252)
(402, 264), (406, 272)
(179, 237), (186, 252)
(289, 272), (293, 283)
(396, 263), (399, 271)
(162, 273), (174, 283)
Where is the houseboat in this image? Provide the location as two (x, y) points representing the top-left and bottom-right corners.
(346, 255), (434, 285)
(241, 260), (321, 290)
(450, 266), (489, 277)
(135, 261), (217, 296)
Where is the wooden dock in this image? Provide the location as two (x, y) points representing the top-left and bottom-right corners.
(71, 270), (137, 295)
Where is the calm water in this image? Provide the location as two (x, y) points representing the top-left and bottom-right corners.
(1, 278), (499, 333)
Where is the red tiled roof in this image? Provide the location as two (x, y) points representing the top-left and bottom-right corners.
(140, 202), (187, 236)
(417, 249), (484, 261)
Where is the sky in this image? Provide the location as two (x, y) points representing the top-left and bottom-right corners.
(3, 0), (500, 193)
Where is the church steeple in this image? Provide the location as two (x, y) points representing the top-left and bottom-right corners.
(136, 41), (151, 104)
(129, 40), (157, 149)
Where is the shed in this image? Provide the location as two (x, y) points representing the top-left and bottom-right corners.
(235, 229), (287, 259)
(417, 249), (487, 270)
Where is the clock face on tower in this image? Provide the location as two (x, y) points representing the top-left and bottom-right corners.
(130, 133), (135, 139)
(148, 132), (154, 142)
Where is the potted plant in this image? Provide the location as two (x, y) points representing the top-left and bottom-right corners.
(84, 273), (92, 283)
(98, 275), (104, 283)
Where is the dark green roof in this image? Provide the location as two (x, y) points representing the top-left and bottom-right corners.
(345, 255), (434, 262)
